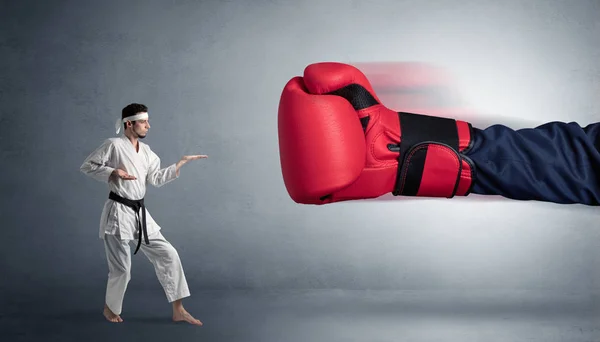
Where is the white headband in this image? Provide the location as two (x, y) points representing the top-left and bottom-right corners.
(115, 112), (149, 134)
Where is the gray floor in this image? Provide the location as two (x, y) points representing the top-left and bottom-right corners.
(2, 286), (598, 342)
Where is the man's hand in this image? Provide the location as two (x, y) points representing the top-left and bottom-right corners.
(112, 169), (137, 180)
(180, 155), (208, 163)
(176, 155), (208, 175)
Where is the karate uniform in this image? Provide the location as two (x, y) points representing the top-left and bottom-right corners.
(80, 135), (190, 315)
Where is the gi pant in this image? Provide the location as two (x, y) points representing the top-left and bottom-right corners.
(467, 121), (600, 206)
(103, 230), (191, 315)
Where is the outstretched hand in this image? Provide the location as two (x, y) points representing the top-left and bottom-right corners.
(176, 154), (208, 175)
(181, 155), (208, 162)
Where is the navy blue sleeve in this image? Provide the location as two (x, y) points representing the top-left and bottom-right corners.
(465, 121), (600, 206)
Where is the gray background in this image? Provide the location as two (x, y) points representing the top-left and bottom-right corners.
(1, 0), (599, 341)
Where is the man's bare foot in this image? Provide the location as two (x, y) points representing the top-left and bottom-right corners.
(103, 304), (123, 323)
(172, 299), (202, 326)
(173, 308), (203, 326)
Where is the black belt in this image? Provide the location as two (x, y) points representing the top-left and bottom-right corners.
(108, 191), (149, 254)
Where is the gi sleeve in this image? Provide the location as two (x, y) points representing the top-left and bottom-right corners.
(80, 139), (116, 183)
(146, 148), (179, 187)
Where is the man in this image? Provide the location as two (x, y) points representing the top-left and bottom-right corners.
(80, 103), (207, 325)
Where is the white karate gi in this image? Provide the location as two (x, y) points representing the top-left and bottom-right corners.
(80, 135), (190, 315)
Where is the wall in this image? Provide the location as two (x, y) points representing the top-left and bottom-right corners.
(1, 0), (599, 294)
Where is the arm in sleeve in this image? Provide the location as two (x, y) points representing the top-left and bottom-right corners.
(80, 139), (116, 183)
(146, 148), (179, 188)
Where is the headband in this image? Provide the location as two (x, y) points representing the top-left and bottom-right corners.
(115, 112), (149, 134)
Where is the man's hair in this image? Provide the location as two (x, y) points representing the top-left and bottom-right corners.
(122, 103), (148, 129)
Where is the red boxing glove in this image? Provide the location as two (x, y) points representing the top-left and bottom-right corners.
(277, 62), (476, 205)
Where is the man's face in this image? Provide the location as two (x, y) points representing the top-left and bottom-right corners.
(130, 114), (150, 139)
